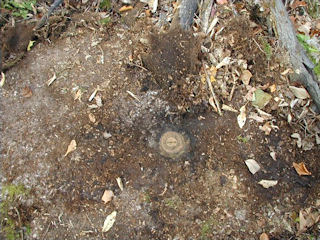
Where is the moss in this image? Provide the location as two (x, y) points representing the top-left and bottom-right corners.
(0, 184), (30, 240)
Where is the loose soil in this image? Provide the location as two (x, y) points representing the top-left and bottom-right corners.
(1, 6), (319, 240)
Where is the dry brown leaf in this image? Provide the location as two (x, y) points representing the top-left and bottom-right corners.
(64, 140), (77, 157)
(293, 162), (311, 176)
(0, 72), (5, 87)
(116, 177), (124, 191)
(237, 105), (246, 129)
(289, 86), (310, 99)
(259, 122), (272, 135)
(88, 113), (96, 123)
(260, 233), (269, 240)
(298, 208), (320, 235)
(22, 86), (33, 98)
(217, 0), (228, 4)
(222, 104), (238, 113)
(291, 0), (307, 9)
(269, 84), (276, 93)
(245, 159), (261, 174)
(258, 180), (278, 188)
(240, 70), (252, 85)
(74, 89), (82, 101)
(102, 211), (117, 232)
(119, 5), (133, 12)
(145, 9), (151, 17)
(101, 190), (114, 204)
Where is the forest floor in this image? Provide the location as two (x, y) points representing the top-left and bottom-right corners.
(0, 0), (320, 239)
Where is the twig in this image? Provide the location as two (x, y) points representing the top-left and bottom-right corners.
(252, 38), (265, 54)
(127, 90), (140, 102)
(96, 0), (101, 12)
(14, 207), (22, 226)
(228, 74), (237, 101)
(203, 63), (222, 116)
(41, 222), (51, 240)
(98, 45), (104, 64)
(35, 0), (63, 30)
(128, 63), (148, 72)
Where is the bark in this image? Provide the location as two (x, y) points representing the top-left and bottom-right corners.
(171, 0), (199, 30)
(269, 0), (320, 112)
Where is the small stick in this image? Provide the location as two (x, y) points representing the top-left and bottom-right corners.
(35, 0), (64, 30)
(203, 63), (222, 116)
(228, 74), (237, 101)
(127, 90), (140, 102)
(252, 38), (265, 54)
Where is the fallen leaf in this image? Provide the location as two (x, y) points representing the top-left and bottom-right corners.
(291, 0), (307, 9)
(102, 211), (117, 232)
(0, 72), (5, 87)
(217, 0), (228, 4)
(260, 233), (269, 240)
(259, 122), (272, 135)
(297, 21), (312, 36)
(281, 68), (292, 75)
(245, 159), (261, 174)
(21, 86), (33, 98)
(237, 105), (246, 129)
(249, 112), (265, 123)
(289, 86), (309, 99)
(258, 180), (278, 188)
(302, 138), (314, 151)
(287, 113), (292, 124)
(291, 133), (302, 148)
(95, 96), (103, 107)
(222, 104), (238, 113)
(316, 134), (320, 145)
(252, 89), (272, 109)
(269, 84), (276, 93)
(209, 66), (217, 78)
(88, 113), (96, 123)
(64, 140), (77, 157)
(270, 151), (276, 161)
(119, 5), (133, 12)
(27, 40), (35, 51)
(103, 132), (112, 139)
(74, 89), (82, 101)
(297, 208), (320, 235)
(240, 70), (252, 85)
(244, 86), (256, 101)
(293, 162), (312, 176)
(216, 57), (231, 69)
(101, 190), (114, 204)
(145, 9), (151, 17)
(256, 108), (273, 119)
(47, 73), (57, 86)
(116, 177), (124, 191)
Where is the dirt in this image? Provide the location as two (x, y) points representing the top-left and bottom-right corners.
(1, 5), (320, 240)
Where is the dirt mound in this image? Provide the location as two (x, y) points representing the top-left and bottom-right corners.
(143, 29), (201, 87)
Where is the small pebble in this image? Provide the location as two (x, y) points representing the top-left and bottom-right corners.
(103, 132), (112, 139)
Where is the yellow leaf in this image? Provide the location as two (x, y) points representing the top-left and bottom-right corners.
(27, 40), (35, 51)
(119, 5), (133, 12)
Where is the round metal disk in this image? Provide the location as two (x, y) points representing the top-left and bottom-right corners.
(159, 131), (189, 159)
